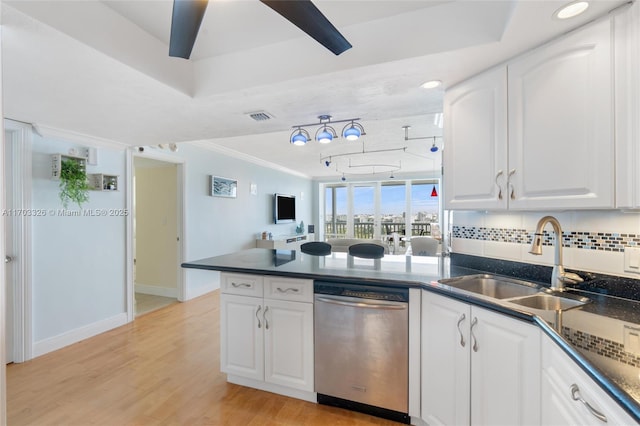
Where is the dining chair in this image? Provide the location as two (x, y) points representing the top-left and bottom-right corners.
(300, 241), (332, 256)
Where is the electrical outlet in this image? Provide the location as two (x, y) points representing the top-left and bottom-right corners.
(624, 247), (640, 274)
(624, 325), (640, 355)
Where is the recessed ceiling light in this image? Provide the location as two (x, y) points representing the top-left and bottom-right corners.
(421, 80), (442, 89)
(554, 1), (589, 19)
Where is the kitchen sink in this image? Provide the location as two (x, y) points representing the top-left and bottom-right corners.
(439, 274), (542, 299)
(507, 292), (590, 311)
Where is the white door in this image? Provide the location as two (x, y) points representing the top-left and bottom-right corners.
(443, 66), (508, 210)
(470, 307), (541, 425)
(263, 298), (314, 392)
(4, 130), (14, 363)
(421, 291), (471, 426)
(220, 294), (264, 381)
(507, 18), (614, 210)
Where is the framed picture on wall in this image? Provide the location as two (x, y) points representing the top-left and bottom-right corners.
(210, 175), (237, 198)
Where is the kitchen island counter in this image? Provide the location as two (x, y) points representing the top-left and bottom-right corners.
(183, 248), (640, 422)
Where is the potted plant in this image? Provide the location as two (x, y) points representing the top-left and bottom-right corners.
(59, 158), (90, 208)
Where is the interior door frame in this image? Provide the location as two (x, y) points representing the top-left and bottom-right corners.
(3, 119), (34, 363)
(125, 148), (186, 322)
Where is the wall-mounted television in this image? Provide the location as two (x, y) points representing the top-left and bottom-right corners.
(274, 193), (296, 224)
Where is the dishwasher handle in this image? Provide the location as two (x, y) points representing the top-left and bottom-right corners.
(315, 295), (407, 310)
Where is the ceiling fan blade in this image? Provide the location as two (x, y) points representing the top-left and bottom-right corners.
(169, 0), (209, 59)
(260, 0), (352, 56)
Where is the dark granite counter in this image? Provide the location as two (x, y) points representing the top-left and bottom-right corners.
(182, 248), (640, 422)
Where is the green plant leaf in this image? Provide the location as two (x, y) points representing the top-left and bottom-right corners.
(59, 158), (90, 208)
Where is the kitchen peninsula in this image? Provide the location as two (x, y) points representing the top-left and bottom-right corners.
(183, 249), (640, 425)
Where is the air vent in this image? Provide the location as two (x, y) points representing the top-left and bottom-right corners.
(247, 111), (274, 122)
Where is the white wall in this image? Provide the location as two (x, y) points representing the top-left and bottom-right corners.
(450, 210), (640, 278)
(31, 135), (127, 351)
(178, 143), (314, 299)
(26, 135), (313, 356)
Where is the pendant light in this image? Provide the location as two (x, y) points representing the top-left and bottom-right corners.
(431, 185), (438, 197)
(290, 115), (365, 146)
(290, 128), (310, 146)
(341, 120), (365, 141)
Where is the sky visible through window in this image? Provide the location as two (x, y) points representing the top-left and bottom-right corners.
(326, 183), (439, 216)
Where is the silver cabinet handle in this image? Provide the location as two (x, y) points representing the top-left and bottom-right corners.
(508, 169), (516, 200)
(457, 313), (466, 347)
(277, 287), (299, 293)
(571, 384), (607, 423)
(470, 317), (479, 352)
(264, 306), (269, 330)
(232, 282), (252, 288)
(495, 170), (504, 200)
(255, 305), (262, 329)
(5, 256), (12, 263)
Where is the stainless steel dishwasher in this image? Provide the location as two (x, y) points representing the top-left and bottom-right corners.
(314, 281), (409, 424)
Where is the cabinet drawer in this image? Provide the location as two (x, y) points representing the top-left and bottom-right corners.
(264, 276), (313, 303)
(221, 273), (263, 297)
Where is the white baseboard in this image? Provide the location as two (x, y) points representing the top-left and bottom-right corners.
(135, 282), (178, 298)
(33, 312), (128, 358)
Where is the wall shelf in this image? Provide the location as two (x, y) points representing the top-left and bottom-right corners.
(51, 154), (87, 180)
(88, 173), (119, 191)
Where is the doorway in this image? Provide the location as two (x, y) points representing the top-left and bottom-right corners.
(132, 155), (184, 316)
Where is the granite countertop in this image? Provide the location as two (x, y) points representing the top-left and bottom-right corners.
(182, 248), (640, 422)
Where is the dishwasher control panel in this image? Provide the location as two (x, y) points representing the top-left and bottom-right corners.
(314, 281), (409, 302)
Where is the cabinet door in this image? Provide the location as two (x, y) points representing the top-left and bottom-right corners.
(421, 291), (471, 426)
(470, 307), (541, 426)
(220, 294), (264, 381)
(443, 66), (508, 210)
(508, 18), (614, 210)
(263, 299), (314, 392)
(615, 2), (640, 208)
(542, 335), (636, 425)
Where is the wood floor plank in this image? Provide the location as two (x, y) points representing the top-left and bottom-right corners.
(7, 290), (400, 425)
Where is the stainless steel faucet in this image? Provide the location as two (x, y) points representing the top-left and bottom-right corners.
(529, 215), (583, 291)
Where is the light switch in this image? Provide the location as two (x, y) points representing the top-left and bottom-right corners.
(624, 247), (640, 273)
(624, 325), (640, 354)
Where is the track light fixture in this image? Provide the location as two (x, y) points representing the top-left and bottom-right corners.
(290, 115), (366, 146)
(290, 127), (311, 146)
(430, 137), (439, 153)
(403, 126), (442, 153)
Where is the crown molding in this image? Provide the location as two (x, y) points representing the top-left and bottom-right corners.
(36, 124), (129, 150)
(187, 140), (311, 179)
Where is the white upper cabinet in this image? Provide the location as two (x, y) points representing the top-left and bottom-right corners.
(444, 67), (508, 210)
(508, 18), (614, 210)
(615, 2), (640, 209)
(444, 17), (615, 210)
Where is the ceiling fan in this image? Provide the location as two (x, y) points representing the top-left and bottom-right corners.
(169, 0), (353, 59)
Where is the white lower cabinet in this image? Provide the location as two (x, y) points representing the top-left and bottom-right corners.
(541, 334), (636, 425)
(421, 290), (540, 425)
(220, 273), (314, 394)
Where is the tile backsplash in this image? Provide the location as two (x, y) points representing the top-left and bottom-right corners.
(452, 226), (638, 252)
(450, 211), (640, 278)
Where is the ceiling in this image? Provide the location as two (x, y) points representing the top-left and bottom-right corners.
(1, 0), (629, 180)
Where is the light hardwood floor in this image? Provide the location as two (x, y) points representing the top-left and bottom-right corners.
(7, 290), (399, 425)
(135, 293), (177, 317)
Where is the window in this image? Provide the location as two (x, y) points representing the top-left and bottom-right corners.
(325, 185), (347, 237)
(352, 185), (375, 238)
(381, 181), (406, 236)
(322, 179), (440, 243)
(411, 181), (439, 236)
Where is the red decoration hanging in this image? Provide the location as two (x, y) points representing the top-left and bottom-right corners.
(431, 185), (438, 197)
